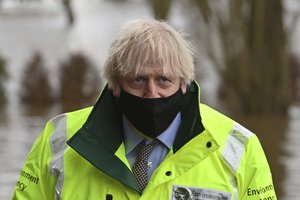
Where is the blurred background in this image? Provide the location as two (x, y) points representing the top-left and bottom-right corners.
(0, 0), (299, 199)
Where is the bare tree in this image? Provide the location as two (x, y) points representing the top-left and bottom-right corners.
(148, 0), (172, 20)
(19, 52), (54, 109)
(58, 52), (102, 112)
(184, 0), (293, 116)
(0, 54), (6, 106)
(62, 0), (75, 26)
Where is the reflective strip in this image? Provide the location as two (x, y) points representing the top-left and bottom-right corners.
(222, 123), (253, 200)
(229, 174), (238, 200)
(49, 114), (68, 200)
(222, 123), (253, 173)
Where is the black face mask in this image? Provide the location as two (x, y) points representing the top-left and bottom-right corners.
(118, 88), (183, 138)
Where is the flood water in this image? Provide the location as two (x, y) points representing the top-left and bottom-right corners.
(0, 0), (299, 199)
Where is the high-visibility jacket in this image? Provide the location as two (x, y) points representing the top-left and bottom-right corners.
(12, 82), (277, 200)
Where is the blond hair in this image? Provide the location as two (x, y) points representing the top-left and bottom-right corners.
(103, 19), (195, 91)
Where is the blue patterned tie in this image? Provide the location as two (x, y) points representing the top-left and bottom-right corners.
(132, 140), (159, 191)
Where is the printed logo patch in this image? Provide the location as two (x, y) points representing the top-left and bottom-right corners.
(171, 185), (232, 200)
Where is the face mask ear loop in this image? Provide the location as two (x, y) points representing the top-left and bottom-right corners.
(179, 84), (184, 109)
(115, 88), (122, 110)
(117, 86), (126, 102)
(180, 93), (183, 110)
(178, 82), (186, 108)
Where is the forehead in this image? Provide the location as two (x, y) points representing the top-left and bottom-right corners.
(128, 64), (179, 77)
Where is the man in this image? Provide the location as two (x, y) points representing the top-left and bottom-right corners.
(13, 19), (277, 200)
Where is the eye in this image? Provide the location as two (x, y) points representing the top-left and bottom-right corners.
(156, 76), (174, 88)
(129, 76), (146, 88)
(133, 76), (145, 83)
(158, 76), (171, 83)
(160, 76), (168, 81)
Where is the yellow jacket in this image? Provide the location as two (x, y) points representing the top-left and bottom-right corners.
(13, 82), (277, 200)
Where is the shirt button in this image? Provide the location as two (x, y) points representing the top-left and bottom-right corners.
(147, 162), (153, 169)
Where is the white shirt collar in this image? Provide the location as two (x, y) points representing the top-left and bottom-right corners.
(123, 113), (182, 155)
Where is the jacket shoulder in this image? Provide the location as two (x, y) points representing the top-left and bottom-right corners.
(200, 104), (237, 144)
(49, 106), (93, 139)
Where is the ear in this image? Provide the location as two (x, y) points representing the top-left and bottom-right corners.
(181, 82), (187, 94)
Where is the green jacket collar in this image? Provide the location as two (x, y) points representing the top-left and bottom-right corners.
(67, 81), (205, 193)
